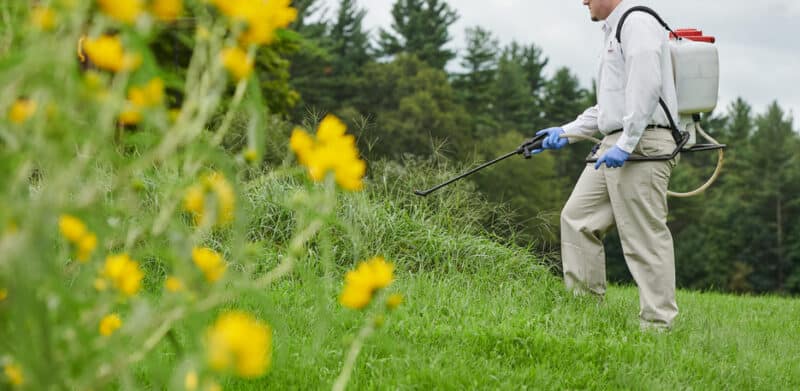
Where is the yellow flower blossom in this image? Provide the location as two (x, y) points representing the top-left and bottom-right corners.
(339, 256), (394, 310)
(386, 293), (403, 310)
(128, 78), (165, 107)
(102, 254), (144, 296)
(77, 233), (97, 262)
(243, 148), (258, 163)
(4, 362), (23, 386)
(120, 78), (164, 125)
(0, 288), (7, 301)
(165, 276), (184, 292)
(184, 370), (198, 390)
(83, 35), (141, 73)
(192, 247), (226, 283)
(8, 99), (37, 124)
(98, 0), (143, 24)
(238, 0), (298, 46)
(31, 6), (57, 31)
(206, 311), (272, 378)
(221, 46), (253, 81)
(151, 0), (182, 22)
(99, 313), (122, 336)
(290, 115), (366, 191)
(59, 214), (87, 242)
(118, 108), (142, 125)
(59, 215), (97, 262)
(183, 172), (235, 227)
(210, 0), (297, 46)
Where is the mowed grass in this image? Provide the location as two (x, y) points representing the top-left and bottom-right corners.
(209, 270), (800, 390)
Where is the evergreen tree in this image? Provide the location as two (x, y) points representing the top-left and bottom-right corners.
(378, 0), (459, 69)
(330, 0), (372, 73)
(454, 25), (498, 134)
(492, 56), (534, 136)
(504, 42), (549, 113)
(737, 102), (800, 292)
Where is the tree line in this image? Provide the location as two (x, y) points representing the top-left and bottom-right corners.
(281, 0), (800, 294)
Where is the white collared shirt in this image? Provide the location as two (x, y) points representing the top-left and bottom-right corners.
(562, 1), (679, 153)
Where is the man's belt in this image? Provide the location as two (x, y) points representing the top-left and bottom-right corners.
(606, 124), (668, 135)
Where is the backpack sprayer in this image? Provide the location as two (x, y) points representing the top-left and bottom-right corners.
(414, 6), (727, 198)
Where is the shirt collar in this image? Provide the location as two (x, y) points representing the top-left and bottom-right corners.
(602, 0), (634, 34)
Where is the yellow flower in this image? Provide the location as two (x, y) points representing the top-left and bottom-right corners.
(192, 247), (226, 283)
(221, 47), (253, 81)
(386, 293), (403, 310)
(206, 311), (272, 378)
(0, 288), (7, 302)
(165, 276), (184, 292)
(98, 0), (143, 24)
(183, 172), (235, 227)
(102, 254), (144, 296)
(118, 108), (142, 125)
(31, 6), (57, 31)
(289, 128), (313, 164)
(210, 0), (297, 46)
(77, 232), (97, 262)
(290, 115), (366, 191)
(59, 215), (97, 262)
(83, 35), (141, 73)
(129, 78), (165, 107)
(59, 214), (87, 242)
(184, 370), (198, 390)
(8, 99), (37, 124)
(243, 148), (258, 163)
(99, 313), (122, 336)
(238, 0), (298, 46)
(3, 362), (23, 386)
(120, 78), (164, 125)
(339, 256), (395, 310)
(151, 0), (182, 22)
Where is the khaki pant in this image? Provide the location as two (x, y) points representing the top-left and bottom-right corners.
(560, 128), (679, 327)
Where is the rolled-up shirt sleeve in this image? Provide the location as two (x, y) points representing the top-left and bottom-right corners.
(615, 15), (664, 153)
(562, 105), (600, 144)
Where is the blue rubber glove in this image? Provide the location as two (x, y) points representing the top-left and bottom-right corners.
(529, 127), (568, 155)
(594, 145), (630, 169)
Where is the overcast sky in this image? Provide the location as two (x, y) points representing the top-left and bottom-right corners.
(320, 0), (800, 127)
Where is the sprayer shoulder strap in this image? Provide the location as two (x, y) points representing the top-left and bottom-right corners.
(615, 6), (684, 144)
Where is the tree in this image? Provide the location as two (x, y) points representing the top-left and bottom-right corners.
(504, 41), (549, 115)
(378, 0), (459, 70)
(453, 26), (498, 134)
(330, 0), (372, 73)
(357, 54), (469, 159)
(491, 56), (535, 136)
(736, 102), (800, 292)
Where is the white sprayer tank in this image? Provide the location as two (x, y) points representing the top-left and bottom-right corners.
(669, 29), (719, 146)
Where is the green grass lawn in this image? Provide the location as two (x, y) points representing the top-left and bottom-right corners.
(211, 270), (800, 390)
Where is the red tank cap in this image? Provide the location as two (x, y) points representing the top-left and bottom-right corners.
(686, 36), (716, 43)
(675, 28), (703, 36)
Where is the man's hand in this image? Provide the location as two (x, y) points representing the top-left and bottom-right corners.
(527, 127), (568, 155)
(594, 146), (630, 169)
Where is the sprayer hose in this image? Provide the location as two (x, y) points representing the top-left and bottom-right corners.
(559, 128), (724, 198)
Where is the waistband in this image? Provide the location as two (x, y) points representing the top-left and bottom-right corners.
(606, 124), (670, 135)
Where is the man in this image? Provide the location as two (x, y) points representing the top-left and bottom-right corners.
(532, 0), (680, 330)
